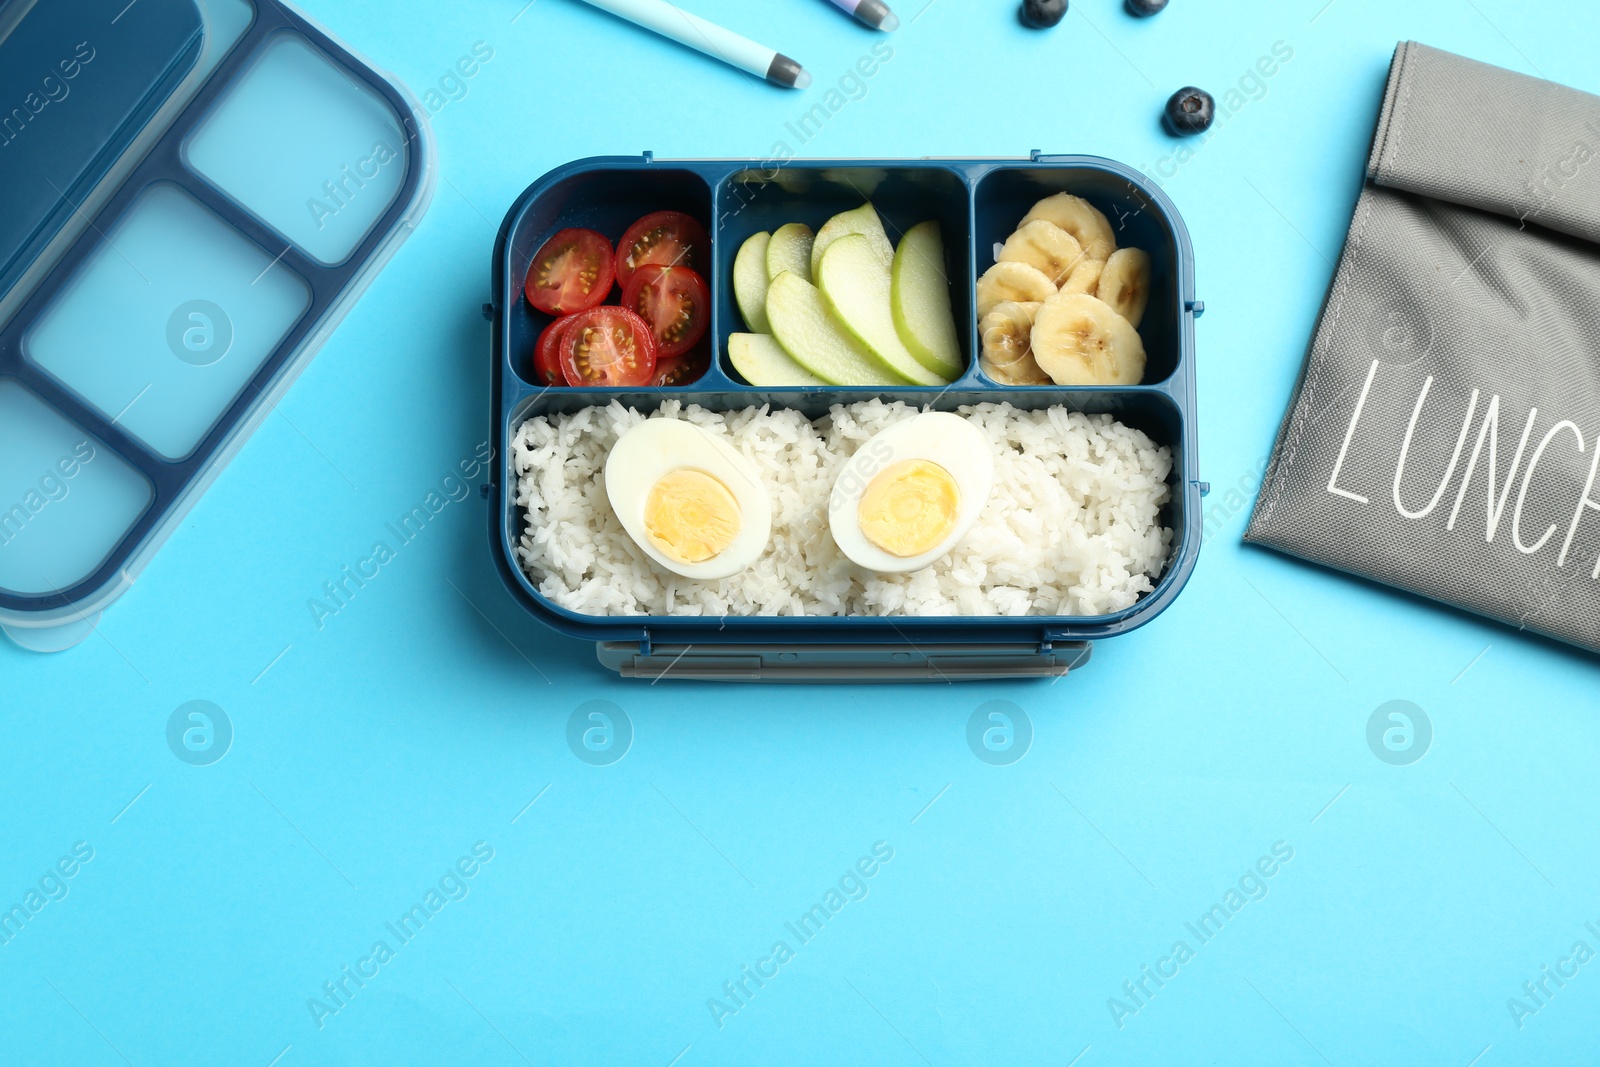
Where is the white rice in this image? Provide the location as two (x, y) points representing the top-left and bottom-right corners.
(510, 399), (1173, 618)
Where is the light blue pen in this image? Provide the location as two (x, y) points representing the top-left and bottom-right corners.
(577, 0), (812, 88)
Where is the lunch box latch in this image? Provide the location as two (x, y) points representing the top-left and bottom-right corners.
(595, 641), (1092, 682)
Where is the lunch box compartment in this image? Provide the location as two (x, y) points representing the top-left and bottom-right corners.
(506, 168), (714, 390)
(715, 165), (973, 386)
(183, 32), (413, 265)
(973, 167), (1183, 386)
(25, 182), (315, 461)
(489, 155), (1201, 679)
(503, 385), (1189, 587)
(0, 381), (154, 597)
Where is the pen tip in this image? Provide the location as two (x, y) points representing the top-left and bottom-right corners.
(792, 69), (813, 89)
(879, 12), (900, 30)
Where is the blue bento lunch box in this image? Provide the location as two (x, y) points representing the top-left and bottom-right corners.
(489, 154), (1202, 681)
(0, 0), (434, 651)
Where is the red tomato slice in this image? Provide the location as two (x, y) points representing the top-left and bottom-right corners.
(615, 211), (709, 285)
(524, 228), (615, 315)
(620, 265), (710, 360)
(558, 307), (657, 387)
(651, 348), (710, 387)
(533, 316), (574, 386)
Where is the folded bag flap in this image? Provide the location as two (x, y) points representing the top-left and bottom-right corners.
(1369, 41), (1600, 245)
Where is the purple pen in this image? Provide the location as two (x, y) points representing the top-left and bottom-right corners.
(826, 0), (900, 31)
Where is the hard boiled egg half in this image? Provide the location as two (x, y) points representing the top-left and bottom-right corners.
(828, 412), (994, 573)
(605, 419), (772, 580)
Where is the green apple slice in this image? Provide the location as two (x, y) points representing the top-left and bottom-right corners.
(891, 221), (965, 379)
(728, 333), (825, 387)
(765, 271), (903, 386)
(766, 223), (814, 283)
(811, 202), (893, 278)
(816, 234), (946, 386)
(733, 232), (772, 333)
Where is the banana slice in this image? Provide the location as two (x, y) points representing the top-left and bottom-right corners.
(979, 301), (1052, 384)
(976, 261), (1056, 317)
(1096, 247), (1151, 327)
(1022, 193), (1117, 263)
(980, 301), (1051, 385)
(980, 301), (1041, 368)
(983, 352), (1053, 386)
(997, 221), (1085, 286)
(1060, 257), (1105, 296)
(1031, 292), (1147, 386)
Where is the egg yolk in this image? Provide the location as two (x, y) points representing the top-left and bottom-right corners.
(857, 459), (960, 558)
(644, 468), (742, 563)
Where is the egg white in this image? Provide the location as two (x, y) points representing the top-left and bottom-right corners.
(827, 411), (995, 573)
(604, 419), (772, 580)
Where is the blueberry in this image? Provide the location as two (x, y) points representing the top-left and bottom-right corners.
(1020, 0), (1067, 29)
(1125, 0), (1168, 14)
(1163, 86), (1214, 135)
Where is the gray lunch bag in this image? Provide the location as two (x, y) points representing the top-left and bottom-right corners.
(1246, 41), (1600, 654)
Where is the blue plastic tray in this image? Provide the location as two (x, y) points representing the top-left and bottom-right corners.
(0, 0), (435, 650)
(489, 154), (1202, 680)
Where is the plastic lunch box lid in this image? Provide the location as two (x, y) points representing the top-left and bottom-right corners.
(0, 0), (436, 650)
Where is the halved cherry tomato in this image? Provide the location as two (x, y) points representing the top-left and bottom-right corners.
(533, 316), (574, 386)
(615, 211), (709, 285)
(524, 228), (615, 315)
(558, 306), (656, 387)
(652, 348), (710, 387)
(620, 265), (710, 360)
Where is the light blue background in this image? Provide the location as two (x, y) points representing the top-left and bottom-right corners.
(5, 0), (1600, 1064)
